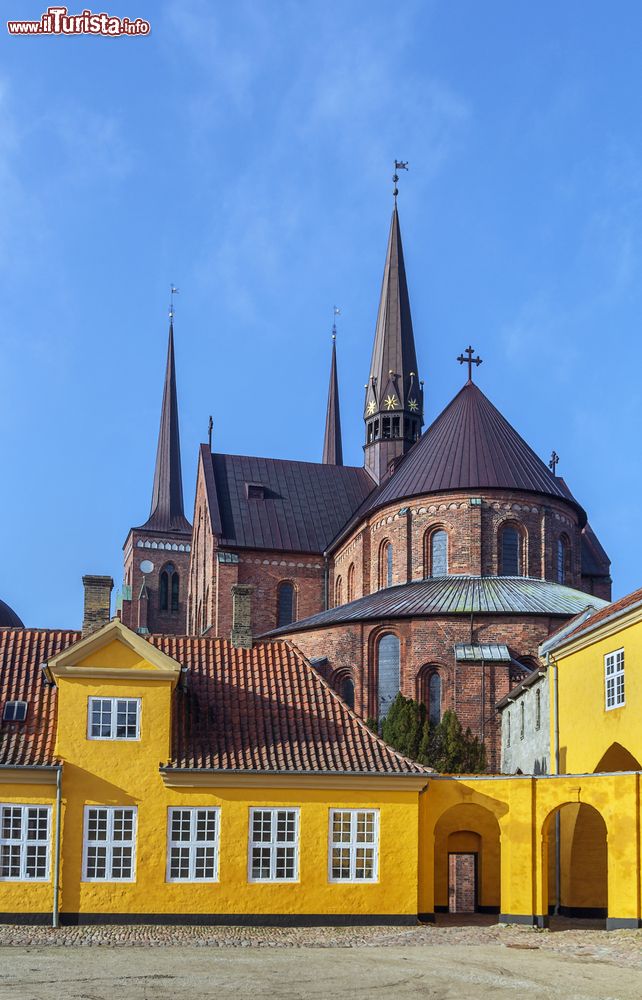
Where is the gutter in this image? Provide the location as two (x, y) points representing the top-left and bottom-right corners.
(53, 767), (62, 928)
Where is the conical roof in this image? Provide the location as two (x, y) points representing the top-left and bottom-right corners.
(367, 381), (585, 521)
(139, 320), (191, 534)
(322, 336), (343, 465)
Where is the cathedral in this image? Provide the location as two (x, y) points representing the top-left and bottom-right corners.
(118, 194), (611, 769)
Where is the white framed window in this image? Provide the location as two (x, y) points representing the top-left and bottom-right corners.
(0, 805), (51, 881)
(167, 808), (220, 882)
(88, 697), (140, 740)
(605, 649), (625, 710)
(83, 806), (137, 881)
(248, 808), (299, 882)
(329, 809), (379, 883)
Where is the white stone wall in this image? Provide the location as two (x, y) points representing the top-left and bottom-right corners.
(500, 674), (550, 775)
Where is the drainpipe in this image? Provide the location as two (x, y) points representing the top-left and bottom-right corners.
(323, 555), (329, 611)
(547, 651), (561, 916)
(52, 766), (62, 928)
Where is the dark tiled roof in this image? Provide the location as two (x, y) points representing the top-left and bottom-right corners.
(0, 628), (425, 775)
(546, 585), (642, 652)
(0, 628), (80, 766)
(266, 576), (608, 636)
(0, 600), (23, 628)
(138, 321), (191, 535)
(206, 451), (374, 553)
(359, 382), (586, 523)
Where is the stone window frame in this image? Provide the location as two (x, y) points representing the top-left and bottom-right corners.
(166, 806), (221, 883)
(331, 666), (355, 710)
(497, 519), (528, 577)
(328, 808), (379, 884)
(334, 575), (343, 607)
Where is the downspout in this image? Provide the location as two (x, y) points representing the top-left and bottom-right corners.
(548, 650), (561, 917)
(323, 555), (329, 611)
(52, 766), (62, 928)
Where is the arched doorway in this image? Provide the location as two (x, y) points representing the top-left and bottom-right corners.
(542, 803), (608, 923)
(433, 803), (501, 917)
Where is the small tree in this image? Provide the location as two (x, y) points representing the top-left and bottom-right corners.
(379, 696), (486, 773)
(381, 693), (426, 759)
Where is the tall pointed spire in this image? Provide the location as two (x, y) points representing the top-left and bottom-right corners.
(140, 316), (191, 534)
(322, 325), (343, 466)
(363, 193), (423, 483)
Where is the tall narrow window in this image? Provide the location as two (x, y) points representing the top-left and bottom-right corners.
(500, 526), (521, 576)
(0, 805), (50, 881)
(160, 562), (179, 614)
(276, 582), (295, 627)
(430, 530), (448, 577)
(535, 689), (541, 730)
(347, 563), (355, 603)
(428, 673), (441, 726)
(506, 712), (511, 747)
(340, 675), (355, 710)
(386, 543), (393, 587)
(335, 576), (343, 607)
(519, 701), (525, 740)
(605, 649), (625, 710)
(557, 537), (567, 584)
(377, 633), (400, 720)
(329, 810), (379, 882)
(167, 808), (220, 882)
(83, 806), (137, 882)
(379, 541), (393, 590)
(249, 808), (299, 882)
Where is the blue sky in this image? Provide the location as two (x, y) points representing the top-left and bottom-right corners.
(2, 0), (641, 627)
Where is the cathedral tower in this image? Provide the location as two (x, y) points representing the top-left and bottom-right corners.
(120, 311), (192, 635)
(363, 200), (423, 483)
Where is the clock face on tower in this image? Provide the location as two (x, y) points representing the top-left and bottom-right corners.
(139, 560), (154, 574)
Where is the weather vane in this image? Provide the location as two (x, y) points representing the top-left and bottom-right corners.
(208, 415), (213, 451)
(332, 305), (340, 340)
(457, 345), (483, 382)
(169, 284), (179, 320)
(393, 160), (408, 200)
(549, 450), (560, 475)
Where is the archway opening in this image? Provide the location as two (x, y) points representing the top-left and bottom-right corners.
(433, 803), (500, 922)
(542, 802), (608, 926)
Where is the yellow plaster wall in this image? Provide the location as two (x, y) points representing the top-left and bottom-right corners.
(0, 782), (57, 916)
(553, 617), (642, 774)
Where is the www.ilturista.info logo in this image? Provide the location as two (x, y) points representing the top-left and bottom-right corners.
(7, 7), (150, 35)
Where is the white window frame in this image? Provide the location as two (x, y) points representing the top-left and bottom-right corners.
(328, 809), (379, 884)
(605, 648), (625, 711)
(82, 806), (137, 882)
(248, 808), (299, 883)
(166, 807), (220, 883)
(87, 697), (141, 741)
(0, 804), (51, 882)
(2, 700), (27, 722)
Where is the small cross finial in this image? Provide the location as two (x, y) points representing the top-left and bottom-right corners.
(332, 305), (340, 341)
(392, 159), (408, 200)
(169, 284), (179, 320)
(549, 450), (560, 475)
(208, 415), (213, 451)
(457, 345), (483, 382)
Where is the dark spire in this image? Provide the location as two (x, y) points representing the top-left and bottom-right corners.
(322, 329), (343, 466)
(363, 201), (423, 483)
(139, 317), (191, 534)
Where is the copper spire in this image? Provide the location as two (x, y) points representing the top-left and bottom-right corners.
(322, 313), (343, 465)
(140, 315), (191, 534)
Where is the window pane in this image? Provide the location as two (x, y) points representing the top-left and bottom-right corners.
(428, 673), (441, 726)
(377, 634), (400, 720)
(501, 528), (520, 576)
(431, 531), (448, 577)
(251, 846), (271, 880)
(170, 846), (190, 880)
(331, 846), (351, 880)
(277, 583), (294, 627)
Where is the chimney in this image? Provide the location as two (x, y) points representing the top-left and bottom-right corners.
(230, 584), (254, 649)
(82, 575), (114, 638)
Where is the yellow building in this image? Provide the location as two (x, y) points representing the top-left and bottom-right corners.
(2, 584), (642, 930)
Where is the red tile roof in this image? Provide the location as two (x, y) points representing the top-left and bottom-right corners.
(0, 629), (426, 776)
(547, 586), (642, 650)
(0, 628), (80, 767)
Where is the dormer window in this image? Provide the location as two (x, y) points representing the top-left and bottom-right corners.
(2, 701), (27, 723)
(246, 483), (265, 500)
(88, 697), (140, 740)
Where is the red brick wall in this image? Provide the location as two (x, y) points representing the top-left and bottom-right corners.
(285, 612), (568, 770)
(122, 529), (191, 635)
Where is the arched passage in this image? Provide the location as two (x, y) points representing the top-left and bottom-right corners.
(542, 802), (608, 922)
(433, 803), (501, 916)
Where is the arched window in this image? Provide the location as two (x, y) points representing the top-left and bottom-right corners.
(499, 525), (522, 576)
(379, 541), (393, 589)
(277, 581), (295, 627)
(557, 536), (569, 584)
(377, 633), (400, 720)
(340, 676), (355, 710)
(159, 563), (179, 614)
(335, 576), (343, 607)
(519, 701), (525, 740)
(428, 529), (448, 577)
(347, 563), (355, 603)
(535, 689), (541, 731)
(428, 672), (441, 726)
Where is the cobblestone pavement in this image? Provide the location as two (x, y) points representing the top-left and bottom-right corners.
(1, 919), (642, 999)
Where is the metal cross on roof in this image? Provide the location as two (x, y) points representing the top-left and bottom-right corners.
(457, 345), (483, 382)
(549, 450), (560, 475)
(169, 284), (179, 320)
